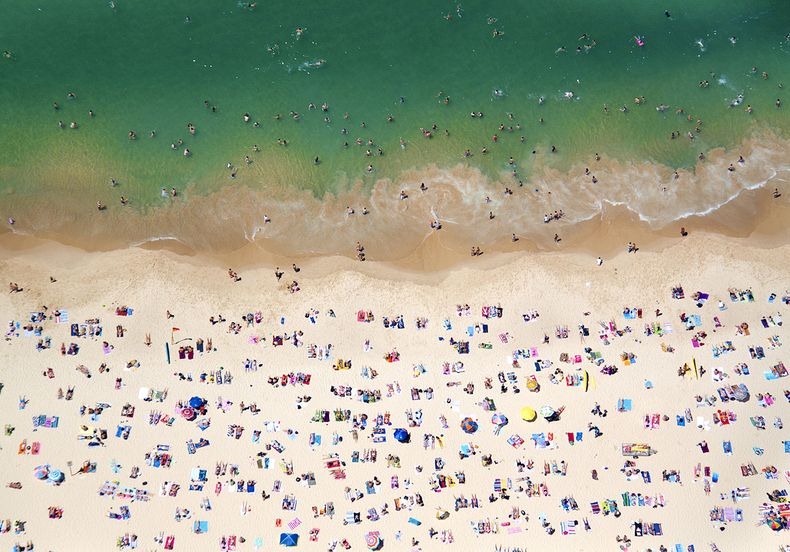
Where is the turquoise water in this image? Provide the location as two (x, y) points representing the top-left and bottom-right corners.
(0, 0), (788, 249)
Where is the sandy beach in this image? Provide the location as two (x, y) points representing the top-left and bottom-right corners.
(1, 222), (789, 552)
(3, 2), (790, 550)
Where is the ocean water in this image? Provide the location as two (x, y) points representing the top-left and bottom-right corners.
(0, 0), (788, 255)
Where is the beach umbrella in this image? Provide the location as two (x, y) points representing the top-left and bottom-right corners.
(491, 413), (508, 426)
(181, 407), (196, 421)
(460, 417), (478, 434)
(279, 533), (299, 546)
(365, 532), (382, 550)
(540, 405), (555, 419)
(393, 428), (410, 443)
(766, 516), (783, 531)
(33, 465), (49, 480)
(189, 396), (205, 409)
(48, 469), (64, 483)
(520, 407), (537, 422)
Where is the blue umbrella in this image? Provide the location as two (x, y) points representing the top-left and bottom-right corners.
(393, 428), (410, 443)
(48, 469), (64, 483)
(189, 396), (205, 408)
(279, 533), (299, 547)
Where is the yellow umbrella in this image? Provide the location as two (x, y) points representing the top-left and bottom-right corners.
(520, 407), (537, 422)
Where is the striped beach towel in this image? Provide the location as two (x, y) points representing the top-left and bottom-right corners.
(55, 310), (69, 324)
(287, 517), (301, 530)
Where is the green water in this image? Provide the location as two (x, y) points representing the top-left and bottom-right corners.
(0, 0), (788, 212)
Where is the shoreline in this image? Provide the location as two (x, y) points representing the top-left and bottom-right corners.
(1, 187), (788, 288)
(1, 130), (788, 271)
(0, 181), (787, 287)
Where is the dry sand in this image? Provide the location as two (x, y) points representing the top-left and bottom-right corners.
(0, 227), (789, 552)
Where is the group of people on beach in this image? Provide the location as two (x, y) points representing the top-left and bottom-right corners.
(3, 268), (787, 550)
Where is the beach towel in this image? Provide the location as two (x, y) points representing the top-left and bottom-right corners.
(55, 310), (69, 323)
(287, 517), (301, 530)
(561, 520), (577, 535)
(618, 399), (632, 412)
